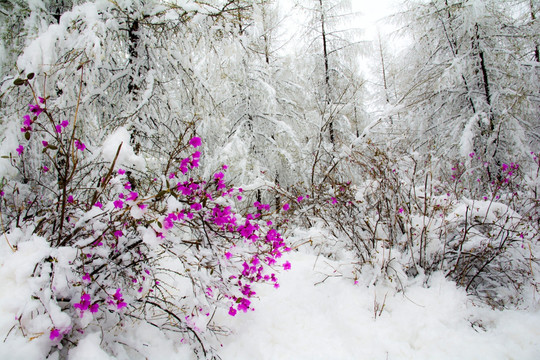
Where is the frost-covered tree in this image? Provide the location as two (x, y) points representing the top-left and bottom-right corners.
(195, 0), (308, 205)
(290, 0), (365, 192)
(387, 0), (540, 170)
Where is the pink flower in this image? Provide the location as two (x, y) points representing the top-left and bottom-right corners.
(283, 261), (291, 270)
(74, 293), (92, 316)
(163, 217), (174, 230)
(228, 306), (237, 316)
(223, 164), (228, 170)
(50, 329), (61, 341)
(16, 145), (23, 155)
(126, 191), (138, 201)
(114, 230), (123, 238)
(237, 298), (251, 313)
(22, 114), (32, 128)
(38, 97), (45, 104)
(94, 201), (103, 209)
(110, 288), (127, 310)
(42, 140), (48, 147)
(28, 103), (43, 116)
(191, 203), (202, 211)
(282, 203), (290, 211)
(74, 140), (85, 151)
(43, 165), (49, 172)
(55, 125), (62, 133)
(67, 195), (74, 203)
(297, 196), (304, 202)
(398, 208), (404, 213)
(114, 199), (124, 209)
(61, 120), (69, 128)
(331, 197), (337, 204)
(118, 169), (126, 175)
(189, 137), (202, 148)
(225, 251), (232, 260)
(82, 273), (91, 283)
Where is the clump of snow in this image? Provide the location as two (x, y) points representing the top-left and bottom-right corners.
(67, 333), (113, 360)
(460, 115), (477, 158)
(101, 127), (146, 171)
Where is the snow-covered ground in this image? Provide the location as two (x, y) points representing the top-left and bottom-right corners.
(1, 248), (539, 359)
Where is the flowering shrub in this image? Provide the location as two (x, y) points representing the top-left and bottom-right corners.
(278, 142), (539, 308)
(1, 76), (291, 358)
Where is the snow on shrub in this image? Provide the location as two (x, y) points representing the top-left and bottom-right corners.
(0, 75), (291, 358)
(276, 142), (539, 308)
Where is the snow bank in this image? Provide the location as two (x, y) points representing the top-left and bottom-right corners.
(1, 244), (538, 359)
(101, 127), (146, 171)
(217, 251), (540, 360)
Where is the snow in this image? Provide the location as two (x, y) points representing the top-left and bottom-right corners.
(67, 333), (114, 360)
(1, 245), (539, 359)
(100, 127), (147, 171)
(217, 251), (540, 360)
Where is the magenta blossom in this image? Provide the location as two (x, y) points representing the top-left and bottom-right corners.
(189, 136), (202, 148)
(74, 139), (86, 151)
(16, 145), (23, 155)
(49, 329), (61, 341)
(191, 202), (202, 211)
(28, 103), (43, 116)
(74, 293), (99, 317)
(109, 288), (127, 310)
(282, 203), (290, 211)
